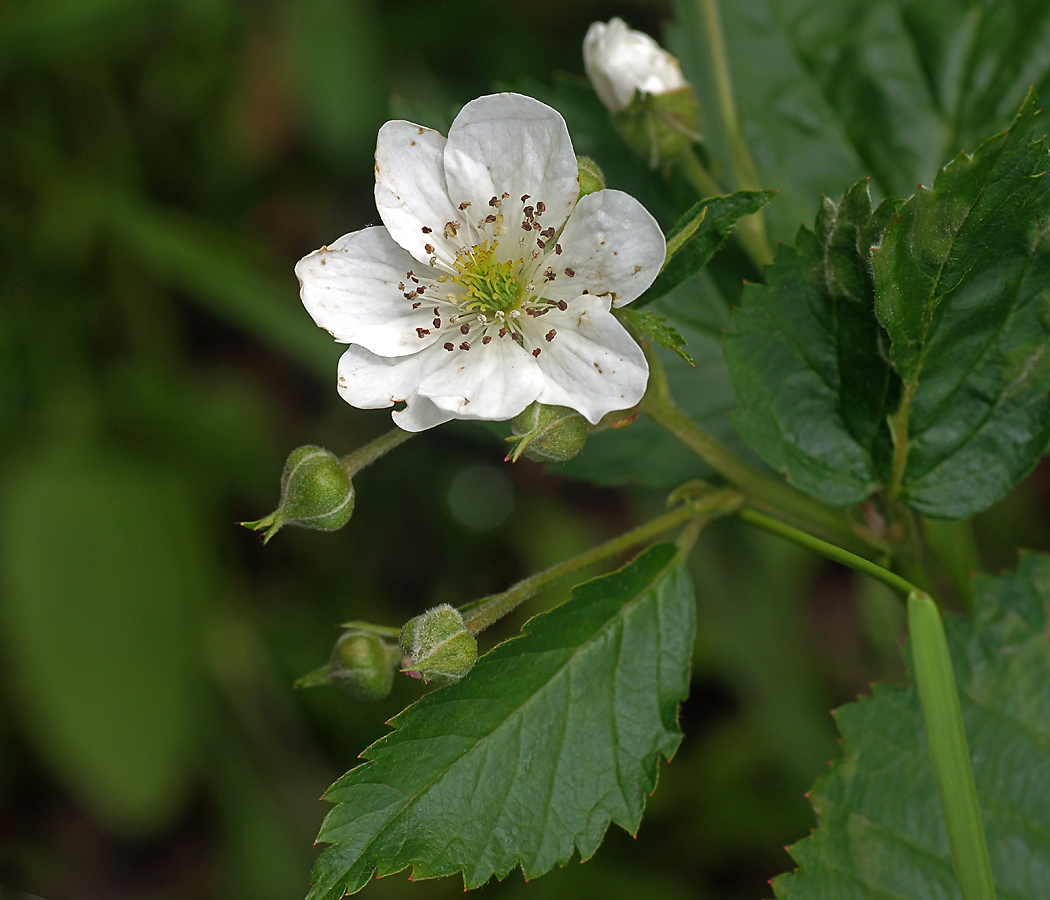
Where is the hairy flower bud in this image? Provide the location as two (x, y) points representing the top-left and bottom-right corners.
(584, 18), (701, 167)
(576, 156), (606, 198)
(241, 445), (354, 543)
(507, 402), (589, 463)
(295, 627), (401, 701)
(328, 630), (401, 700)
(399, 604), (477, 684)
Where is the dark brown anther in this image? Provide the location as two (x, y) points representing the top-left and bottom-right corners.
(416, 328), (430, 338)
(523, 205), (534, 220)
(565, 268), (575, 277)
(433, 318), (441, 327)
(536, 239), (546, 249)
(459, 342), (471, 351)
(520, 194), (530, 203)
(489, 196), (498, 207)
(556, 299), (567, 310)
(501, 192), (510, 200)
(536, 201), (546, 215)
(498, 327), (508, 338)
(416, 285), (426, 294)
(398, 282), (406, 290)
(460, 323), (470, 334)
(555, 244), (562, 255)
(424, 243), (435, 254)
(444, 342), (454, 351)
(482, 335), (492, 344)
(459, 201), (471, 210)
(421, 226), (432, 233)
(484, 214), (497, 224)
(412, 301), (422, 309)
(532, 348), (542, 357)
(545, 329), (556, 341)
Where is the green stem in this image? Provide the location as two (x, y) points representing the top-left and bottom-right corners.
(887, 379), (916, 500)
(339, 427), (413, 478)
(696, 0), (773, 265)
(639, 349), (883, 558)
(461, 488), (743, 634)
(908, 592), (997, 900)
(678, 148), (772, 269)
(738, 508), (916, 596)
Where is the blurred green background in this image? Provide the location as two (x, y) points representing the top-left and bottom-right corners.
(2, 1), (1049, 899)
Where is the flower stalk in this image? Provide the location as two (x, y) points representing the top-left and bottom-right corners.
(460, 486), (743, 634)
(696, 0), (773, 266)
(339, 427), (414, 478)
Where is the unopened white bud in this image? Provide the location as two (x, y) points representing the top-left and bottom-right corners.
(583, 17), (688, 114)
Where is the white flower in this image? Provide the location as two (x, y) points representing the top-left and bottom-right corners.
(296, 93), (666, 432)
(584, 18), (688, 114)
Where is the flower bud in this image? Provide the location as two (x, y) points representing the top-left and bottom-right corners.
(583, 17), (701, 167)
(507, 402), (589, 463)
(398, 603), (477, 684)
(295, 627), (401, 701)
(577, 156), (606, 198)
(241, 445), (354, 543)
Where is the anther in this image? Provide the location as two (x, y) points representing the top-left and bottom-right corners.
(450, 314), (460, 323)
(444, 342), (454, 351)
(510, 310), (521, 319)
(398, 282), (406, 290)
(555, 244), (562, 255)
(532, 348), (542, 357)
(536, 201), (546, 215)
(459, 342), (471, 351)
(421, 226), (432, 234)
(482, 335), (492, 344)
(477, 314), (488, 324)
(520, 194), (530, 203)
(459, 201), (471, 210)
(556, 300), (567, 310)
(536, 239), (546, 249)
(545, 329), (556, 341)
(498, 327), (508, 338)
(412, 302), (422, 309)
(460, 323), (470, 335)
(564, 268), (575, 277)
(416, 328), (430, 338)
(433, 318), (441, 327)
(484, 214), (497, 224)
(489, 196), (499, 207)
(501, 192), (510, 200)
(416, 286), (426, 294)
(424, 243), (435, 254)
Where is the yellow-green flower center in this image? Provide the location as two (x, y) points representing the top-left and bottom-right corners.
(451, 240), (526, 314)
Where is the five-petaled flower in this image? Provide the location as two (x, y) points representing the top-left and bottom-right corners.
(296, 93), (666, 432)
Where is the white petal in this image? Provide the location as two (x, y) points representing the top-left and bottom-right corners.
(296, 227), (443, 357)
(392, 396), (454, 432)
(528, 295), (649, 424)
(336, 341), (453, 409)
(443, 93), (579, 236)
(417, 335), (544, 421)
(374, 121), (465, 266)
(583, 18), (687, 113)
(542, 190), (666, 308)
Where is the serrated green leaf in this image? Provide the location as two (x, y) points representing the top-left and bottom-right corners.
(774, 552), (1050, 899)
(306, 544), (695, 898)
(723, 180), (900, 505)
(617, 307), (694, 365)
(639, 191), (776, 306)
(873, 88), (1050, 518)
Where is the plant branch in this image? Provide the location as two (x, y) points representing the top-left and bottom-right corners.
(639, 348), (884, 558)
(737, 508), (916, 596)
(460, 488), (743, 634)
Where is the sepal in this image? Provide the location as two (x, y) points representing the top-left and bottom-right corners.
(398, 604), (477, 684)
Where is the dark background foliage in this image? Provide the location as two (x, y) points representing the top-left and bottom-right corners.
(1, 1), (1048, 899)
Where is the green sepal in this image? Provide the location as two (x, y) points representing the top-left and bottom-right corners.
(576, 156), (606, 198)
(613, 85), (701, 168)
(399, 604), (477, 684)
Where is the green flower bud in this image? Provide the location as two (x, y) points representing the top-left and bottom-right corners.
(241, 445), (354, 543)
(507, 402), (589, 463)
(613, 86), (702, 168)
(295, 627), (401, 701)
(577, 156), (606, 198)
(398, 603), (477, 684)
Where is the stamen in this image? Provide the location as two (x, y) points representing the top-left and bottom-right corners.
(444, 342), (454, 351)
(416, 328), (430, 338)
(459, 342), (471, 351)
(460, 323), (470, 335)
(564, 268), (575, 277)
(545, 329), (556, 341)
(421, 226), (432, 234)
(482, 335), (492, 344)
(532, 348), (541, 357)
(556, 300), (567, 310)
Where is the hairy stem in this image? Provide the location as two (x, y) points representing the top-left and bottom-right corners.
(461, 488), (743, 634)
(339, 427), (414, 478)
(696, 0), (773, 265)
(640, 348), (883, 558)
